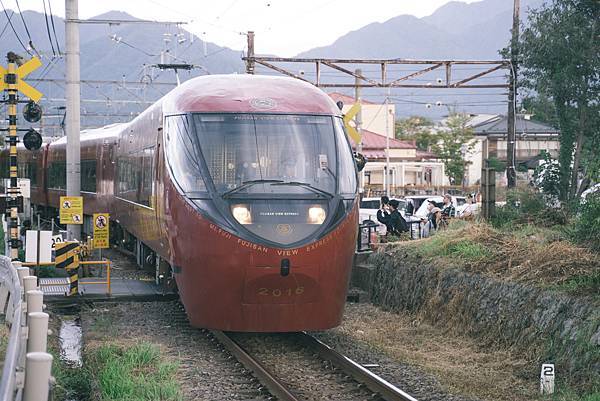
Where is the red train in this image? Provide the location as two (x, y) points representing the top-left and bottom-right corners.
(2, 75), (360, 332)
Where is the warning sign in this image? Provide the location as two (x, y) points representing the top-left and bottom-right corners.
(93, 213), (109, 249)
(59, 196), (83, 225)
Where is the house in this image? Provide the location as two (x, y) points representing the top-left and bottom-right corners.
(329, 93), (447, 193)
(349, 129), (446, 191)
(328, 92), (394, 138)
(463, 114), (560, 186)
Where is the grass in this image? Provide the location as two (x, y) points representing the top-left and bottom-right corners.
(89, 342), (181, 401)
(393, 220), (599, 297)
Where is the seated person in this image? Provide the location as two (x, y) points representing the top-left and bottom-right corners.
(379, 199), (409, 236)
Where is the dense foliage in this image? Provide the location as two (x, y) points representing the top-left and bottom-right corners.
(430, 113), (475, 186)
(519, 0), (600, 200)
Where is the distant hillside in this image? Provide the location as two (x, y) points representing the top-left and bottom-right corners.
(0, 10), (244, 133)
(294, 0), (546, 118)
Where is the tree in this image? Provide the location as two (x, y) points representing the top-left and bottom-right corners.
(518, 0), (600, 200)
(395, 116), (434, 151)
(431, 113), (476, 186)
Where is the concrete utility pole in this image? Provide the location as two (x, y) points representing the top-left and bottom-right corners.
(65, 0), (81, 240)
(354, 69), (363, 194)
(385, 87), (391, 197)
(507, 0), (520, 188)
(246, 31), (255, 74)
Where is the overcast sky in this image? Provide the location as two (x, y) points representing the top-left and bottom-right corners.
(9, 0), (479, 56)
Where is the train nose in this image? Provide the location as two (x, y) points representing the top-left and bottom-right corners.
(229, 200), (329, 245)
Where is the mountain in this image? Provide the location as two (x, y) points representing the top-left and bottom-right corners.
(0, 9), (244, 134)
(295, 0), (547, 118)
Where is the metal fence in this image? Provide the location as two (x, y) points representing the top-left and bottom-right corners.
(0, 257), (53, 401)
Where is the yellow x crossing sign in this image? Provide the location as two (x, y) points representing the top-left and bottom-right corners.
(0, 56), (43, 102)
(342, 101), (362, 144)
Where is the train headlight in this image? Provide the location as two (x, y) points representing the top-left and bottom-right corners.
(232, 205), (252, 224)
(307, 206), (326, 224)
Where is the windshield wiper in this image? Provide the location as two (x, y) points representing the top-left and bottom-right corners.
(272, 181), (334, 198)
(222, 179), (284, 198)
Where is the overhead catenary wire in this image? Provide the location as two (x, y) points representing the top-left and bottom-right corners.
(14, 0), (40, 56)
(42, 0), (57, 57)
(0, 0), (32, 55)
(0, 9), (13, 40)
(47, 0), (61, 55)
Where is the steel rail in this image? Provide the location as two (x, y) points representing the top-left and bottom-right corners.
(299, 332), (419, 401)
(210, 331), (300, 401)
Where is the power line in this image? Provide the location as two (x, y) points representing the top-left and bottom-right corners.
(0, 0), (32, 55)
(0, 9), (13, 40)
(14, 0), (38, 56)
(47, 0), (61, 55)
(42, 0), (57, 57)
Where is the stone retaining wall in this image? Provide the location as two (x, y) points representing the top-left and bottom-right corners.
(353, 250), (600, 385)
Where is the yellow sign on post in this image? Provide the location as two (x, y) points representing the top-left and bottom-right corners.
(93, 213), (110, 249)
(0, 56), (43, 102)
(342, 102), (362, 144)
(59, 196), (83, 225)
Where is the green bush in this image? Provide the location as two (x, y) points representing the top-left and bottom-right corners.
(569, 193), (600, 251)
(492, 189), (567, 228)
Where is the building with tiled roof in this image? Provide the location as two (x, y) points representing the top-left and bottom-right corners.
(460, 113), (560, 186)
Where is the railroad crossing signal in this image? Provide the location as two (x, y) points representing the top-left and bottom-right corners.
(0, 56), (43, 102)
(342, 102), (362, 144)
(1, 53), (45, 260)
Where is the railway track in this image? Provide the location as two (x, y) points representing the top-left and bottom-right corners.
(212, 330), (418, 401)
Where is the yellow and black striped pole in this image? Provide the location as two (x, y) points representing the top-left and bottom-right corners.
(1, 53), (43, 259)
(55, 241), (80, 296)
(6, 53), (20, 260)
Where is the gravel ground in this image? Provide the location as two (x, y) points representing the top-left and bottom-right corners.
(232, 332), (383, 401)
(311, 330), (477, 401)
(80, 300), (488, 401)
(81, 301), (270, 401)
(85, 247), (154, 280)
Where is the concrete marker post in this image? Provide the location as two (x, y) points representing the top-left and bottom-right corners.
(540, 363), (555, 395)
(27, 312), (49, 353)
(23, 352), (53, 401)
(27, 290), (43, 313)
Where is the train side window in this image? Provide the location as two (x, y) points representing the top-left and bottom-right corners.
(48, 161), (66, 190)
(333, 118), (358, 196)
(164, 115), (207, 195)
(81, 160), (97, 193)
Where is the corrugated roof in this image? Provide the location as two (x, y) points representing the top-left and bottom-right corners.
(472, 114), (559, 134)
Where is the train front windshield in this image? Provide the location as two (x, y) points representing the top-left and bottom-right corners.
(165, 113), (357, 245)
(193, 114), (340, 194)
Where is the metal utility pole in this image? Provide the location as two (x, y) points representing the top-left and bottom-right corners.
(507, 0), (520, 188)
(65, 0), (81, 240)
(354, 69), (364, 193)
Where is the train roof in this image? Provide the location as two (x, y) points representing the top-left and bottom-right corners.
(162, 74), (342, 116)
(47, 123), (124, 147)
